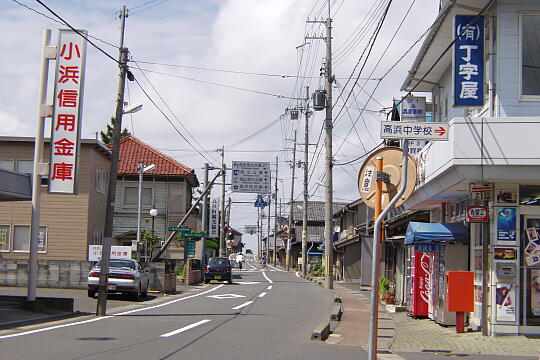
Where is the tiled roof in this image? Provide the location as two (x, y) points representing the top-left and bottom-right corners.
(117, 136), (196, 178)
(290, 201), (348, 221)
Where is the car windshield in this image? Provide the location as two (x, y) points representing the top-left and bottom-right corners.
(96, 260), (135, 270)
(208, 258), (229, 266)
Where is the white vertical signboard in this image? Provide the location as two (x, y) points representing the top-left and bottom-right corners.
(209, 197), (219, 238)
(49, 29), (87, 194)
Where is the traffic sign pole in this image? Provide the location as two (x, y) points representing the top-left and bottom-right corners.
(368, 141), (410, 360)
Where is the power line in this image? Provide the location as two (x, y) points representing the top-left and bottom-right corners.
(130, 0), (169, 14)
(34, 0), (120, 64)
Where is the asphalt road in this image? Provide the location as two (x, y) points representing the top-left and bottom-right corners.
(0, 258), (535, 360)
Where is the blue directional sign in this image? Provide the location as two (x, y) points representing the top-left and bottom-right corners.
(231, 161), (271, 193)
(254, 194), (267, 208)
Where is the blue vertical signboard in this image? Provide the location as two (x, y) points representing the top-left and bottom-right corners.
(454, 15), (484, 107)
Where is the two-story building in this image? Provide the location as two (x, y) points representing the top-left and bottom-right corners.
(399, 0), (540, 335)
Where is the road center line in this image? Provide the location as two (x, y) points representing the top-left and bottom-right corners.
(267, 285), (272, 290)
(232, 301), (253, 310)
(262, 271), (273, 284)
(160, 319), (211, 338)
(0, 284), (225, 340)
(258, 292), (267, 298)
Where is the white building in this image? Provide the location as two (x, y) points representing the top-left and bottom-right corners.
(402, 0), (540, 335)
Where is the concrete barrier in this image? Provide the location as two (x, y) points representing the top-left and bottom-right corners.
(311, 321), (330, 341)
(330, 304), (343, 321)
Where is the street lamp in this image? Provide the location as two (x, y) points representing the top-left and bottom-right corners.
(136, 163), (155, 261)
(123, 103), (143, 114)
(148, 208), (158, 262)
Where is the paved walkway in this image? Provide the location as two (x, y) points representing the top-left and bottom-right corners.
(335, 282), (540, 358)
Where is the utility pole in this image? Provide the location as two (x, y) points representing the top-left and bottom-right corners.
(257, 206), (261, 259)
(266, 193), (271, 263)
(201, 163), (209, 269)
(273, 156), (278, 266)
(287, 130), (297, 271)
(97, 6), (128, 316)
(218, 146), (226, 257)
(306, 0), (334, 289)
(302, 86), (310, 276)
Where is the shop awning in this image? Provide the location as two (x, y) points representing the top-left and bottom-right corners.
(404, 222), (469, 245)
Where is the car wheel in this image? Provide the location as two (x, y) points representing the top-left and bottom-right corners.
(141, 280), (149, 297)
(87, 289), (96, 298)
(132, 285), (141, 301)
(204, 279), (210, 284)
(227, 279), (233, 284)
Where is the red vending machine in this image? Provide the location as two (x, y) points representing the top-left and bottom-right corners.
(406, 247), (433, 317)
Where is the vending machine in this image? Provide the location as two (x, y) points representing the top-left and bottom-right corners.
(406, 246), (434, 317)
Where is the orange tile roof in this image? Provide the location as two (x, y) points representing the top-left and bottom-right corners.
(117, 136), (197, 178)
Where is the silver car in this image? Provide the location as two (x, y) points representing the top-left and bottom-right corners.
(87, 259), (150, 301)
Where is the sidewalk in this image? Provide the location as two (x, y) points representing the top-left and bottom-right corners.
(333, 282), (540, 358)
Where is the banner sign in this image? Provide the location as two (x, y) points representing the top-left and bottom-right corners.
(49, 29), (88, 194)
(454, 15), (484, 107)
(497, 207), (517, 242)
(209, 197), (219, 238)
(88, 245), (131, 262)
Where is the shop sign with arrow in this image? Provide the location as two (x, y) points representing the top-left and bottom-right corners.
(379, 121), (448, 141)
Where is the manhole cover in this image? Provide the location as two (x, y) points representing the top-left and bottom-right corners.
(77, 337), (115, 341)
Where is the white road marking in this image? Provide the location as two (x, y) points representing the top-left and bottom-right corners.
(232, 301), (253, 310)
(234, 282), (260, 285)
(295, 271), (300, 277)
(258, 292), (267, 298)
(0, 284), (225, 339)
(160, 319), (211, 338)
(266, 264), (283, 271)
(262, 271), (273, 284)
(267, 285), (272, 290)
(207, 293), (246, 299)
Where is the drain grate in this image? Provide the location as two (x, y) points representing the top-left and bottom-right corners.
(445, 354), (470, 357)
(421, 349), (451, 353)
(377, 350), (393, 354)
(77, 337), (115, 341)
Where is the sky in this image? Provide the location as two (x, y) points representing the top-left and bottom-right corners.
(1, 0), (440, 252)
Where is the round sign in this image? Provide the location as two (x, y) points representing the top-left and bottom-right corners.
(357, 146), (417, 209)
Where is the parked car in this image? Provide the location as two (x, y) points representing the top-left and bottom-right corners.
(87, 259), (150, 300)
(205, 257), (232, 284)
(245, 249), (253, 254)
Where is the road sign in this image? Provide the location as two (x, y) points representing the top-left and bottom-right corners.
(184, 232), (204, 238)
(466, 206), (489, 223)
(380, 121), (448, 141)
(168, 227), (191, 232)
(231, 161), (271, 193)
(254, 194), (267, 208)
(186, 240), (196, 258)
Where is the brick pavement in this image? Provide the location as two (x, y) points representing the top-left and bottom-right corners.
(335, 282), (540, 357)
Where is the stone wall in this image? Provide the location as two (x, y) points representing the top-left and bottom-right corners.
(0, 259), (93, 289)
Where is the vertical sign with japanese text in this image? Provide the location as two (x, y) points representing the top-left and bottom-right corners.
(209, 197), (219, 238)
(454, 15), (484, 107)
(49, 29), (87, 194)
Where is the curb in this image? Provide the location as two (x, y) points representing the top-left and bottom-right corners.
(0, 311), (86, 330)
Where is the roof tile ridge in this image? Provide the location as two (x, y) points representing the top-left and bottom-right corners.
(129, 136), (194, 174)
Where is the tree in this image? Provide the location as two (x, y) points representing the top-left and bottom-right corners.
(100, 117), (131, 144)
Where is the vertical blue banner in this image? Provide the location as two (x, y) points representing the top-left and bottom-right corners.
(454, 15), (484, 107)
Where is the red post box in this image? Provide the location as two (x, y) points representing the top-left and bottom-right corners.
(446, 271), (474, 333)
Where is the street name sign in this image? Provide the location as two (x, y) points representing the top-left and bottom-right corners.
(168, 227), (191, 232)
(231, 161), (271, 193)
(186, 240), (195, 257)
(380, 121), (448, 141)
(184, 232), (204, 238)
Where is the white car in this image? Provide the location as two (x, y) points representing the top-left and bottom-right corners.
(87, 259), (150, 301)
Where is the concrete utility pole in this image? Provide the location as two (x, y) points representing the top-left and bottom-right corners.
(302, 86), (310, 276)
(218, 146), (226, 257)
(28, 29), (52, 302)
(287, 130), (297, 271)
(97, 6), (128, 316)
(200, 163), (209, 268)
(323, 2), (334, 289)
(273, 156), (278, 266)
(266, 193), (271, 262)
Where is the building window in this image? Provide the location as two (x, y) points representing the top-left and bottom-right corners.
(16, 160), (33, 174)
(124, 186), (153, 206)
(521, 13), (540, 98)
(13, 225), (47, 252)
(0, 225), (10, 251)
(95, 170), (108, 194)
(0, 159), (14, 171)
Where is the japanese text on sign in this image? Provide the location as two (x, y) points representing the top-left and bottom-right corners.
(88, 245), (131, 262)
(454, 15), (484, 107)
(401, 97), (426, 120)
(379, 121), (448, 141)
(231, 161), (271, 193)
(209, 197), (219, 238)
(49, 30), (87, 194)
